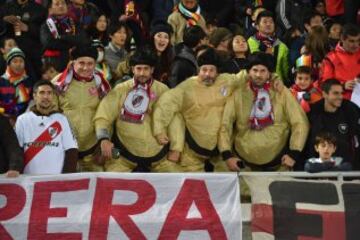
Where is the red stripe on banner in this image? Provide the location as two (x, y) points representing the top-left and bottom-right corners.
(24, 121), (62, 167)
(251, 204), (346, 240)
(297, 209), (345, 240)
(251, 203), (274, 234)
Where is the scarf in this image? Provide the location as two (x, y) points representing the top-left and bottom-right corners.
(46, 15), (76, 39)
(96, 62), (112, 82)
(249, 81), (274, 130)
(255, 32), (277, 49)
(68, 3), (91, 28)
(177, 2), (201, 27)
(54, 64), (111, 99)
(120, 78), (154, 124)
(1, 67), (31, 115)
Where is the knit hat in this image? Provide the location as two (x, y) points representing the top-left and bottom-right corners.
(197, 48), (221, 69)
(150, 20), (173, 37)
(246, 52), (275, 72)
(6, 47), (25, 65)
(129, 47), (158, 67)
(209, 27), (233, 48)
(91, 39), (104, 50)
(71, 45), (98, 60)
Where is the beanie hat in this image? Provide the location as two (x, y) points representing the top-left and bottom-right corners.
(129, 47), (158, 67)
(246, 52), (275, 72)
(150, 20), (173, 37)
(197, 48), (221, 68)
(209, 27), (233, 48)
(91, 39), (104, 50)
(71, 45), (98, 60)
(6, 47), (25, 65)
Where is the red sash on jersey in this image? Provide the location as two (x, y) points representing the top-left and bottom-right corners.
(24, 121), (63, 167)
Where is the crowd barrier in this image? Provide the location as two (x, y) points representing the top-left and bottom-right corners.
(0, 172), (359, 240)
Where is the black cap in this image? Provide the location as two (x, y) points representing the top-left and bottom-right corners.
(71, 45), (98, 60)
(150, 20), (173, 37)
(197, 48), (221, 69)
(246, 52), (275, 72)
(129, 47), (158, 67)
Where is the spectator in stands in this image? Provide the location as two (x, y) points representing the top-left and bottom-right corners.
(91, 39), (112, 84)
(1, 0), (47, 80)
(41, 63), (59, 81)
(305, 132), (352, 173)
(209, 27), (233, 59)
(167, 0), (206, 44)
(307, 79), (360, 170)
(303, 11), (324, 34)
(0, 37), (17, 75)
(219, 52), (309, 171)
(0, 47), (31, 125)
(153, 49), (284, 172)
(52, 45), (110, 172)
(234, 0), (262, 37)
(0, 113), (23, 177)
(15, 80), (78, 174)
(290, 66), (322, 113)
(149, 21), (174, 85)
(94, 47), (182, 172)
(327, 21), (342, 49)
(319, 23), (360, 100)
(67, 0), (99, 30)
(168, 25), (207, 88)
(104, 22), (129, 75)
(324, 0), (344, 23)
(87, 13), (110, 46)
(313, 0), (331, 26)
(275, 0), (313, 37)
(41, 0), (90, 72)
(248, 11), (290, 84)
(295, 25), (330, 81)
(222, 34), (249, 73)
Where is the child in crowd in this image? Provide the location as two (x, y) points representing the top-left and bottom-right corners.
(305, 132), (352, 173)
(290, 66), (322, 112)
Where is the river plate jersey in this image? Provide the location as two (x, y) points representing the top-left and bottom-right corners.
(15, 111), (78, 174)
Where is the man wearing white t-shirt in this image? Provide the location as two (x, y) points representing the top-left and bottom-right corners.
(15, 80), (78, 174)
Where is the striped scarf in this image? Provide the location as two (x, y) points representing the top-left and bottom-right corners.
(177, 2), (201, 27)
(54, 64), (111, 99)
(2, 67), (30, 104)
(96, 62), (112, 82)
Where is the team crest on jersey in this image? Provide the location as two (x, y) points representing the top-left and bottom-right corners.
(48, 127), (59, 138)
(220, 86), (228, 97)
(121, 88), (150, 123)
(338, 123), (349, 134)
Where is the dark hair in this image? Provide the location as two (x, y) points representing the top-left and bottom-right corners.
(41, 62), (57, 73)
(315, 132), (337, 147)
(255, 10), (274, 25)
(47, 0), (67, 9)
(87, 13), (109, 42)
(0, 37), (16, 49)
(108, 21), (129, 36)
(33, 80), (55, 93)
(341, 23), (360, 39)
(295, 66), (312, 78)
(321, 78), (342, 93)
(183, 25), (207, 49)
(246, 51), (275, 72)
(304, 11), (322, 26)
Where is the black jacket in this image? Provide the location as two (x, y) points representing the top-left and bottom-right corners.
(199, 0), (234, 27)
(168, 43), (198, 88)
(307, 99), (360, 169)
(0, 114), (23, 173)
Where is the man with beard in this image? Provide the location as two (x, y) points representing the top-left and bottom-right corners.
(153, 49), (284, 172)
(219, 52), (309, 172)
(94, 47), (182, 172)
(15, 80), (78, 174)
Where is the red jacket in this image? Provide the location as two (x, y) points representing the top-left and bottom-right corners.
(325, 0), (344, 16)
(319, 43), (360, 100)
(291, 84), (322, 113)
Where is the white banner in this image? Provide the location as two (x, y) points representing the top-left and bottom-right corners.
(0, 173), (241, 240)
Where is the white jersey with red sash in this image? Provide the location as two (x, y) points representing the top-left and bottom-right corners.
(15, 111), (78, 174)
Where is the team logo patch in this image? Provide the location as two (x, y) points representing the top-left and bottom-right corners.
(48, 127), (59, 138)
(220, 86), (228, 97)
(121, 88), (150, 123)
(338, 123), (349, 134)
